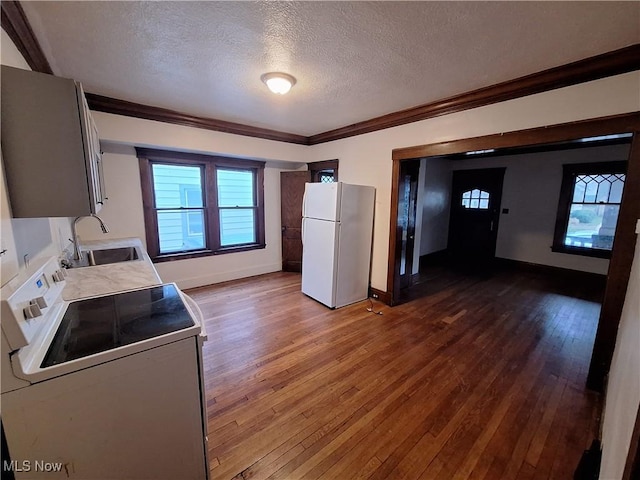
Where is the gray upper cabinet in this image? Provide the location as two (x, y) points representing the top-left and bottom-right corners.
(1, 66), (106, 218)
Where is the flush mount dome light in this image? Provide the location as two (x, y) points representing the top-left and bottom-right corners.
(261, 72), (296, 95)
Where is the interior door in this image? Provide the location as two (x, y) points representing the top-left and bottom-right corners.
(280, 171), (310, 272)
(448, 168), (506, 265)
(396, 160), (421, 291)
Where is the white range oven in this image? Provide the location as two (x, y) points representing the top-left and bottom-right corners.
(1, 257), (209, 480)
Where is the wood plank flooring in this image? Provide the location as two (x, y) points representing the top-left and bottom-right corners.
(187, 266), (603, 480)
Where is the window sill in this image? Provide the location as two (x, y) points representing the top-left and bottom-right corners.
(152, 243), (266, 263)
(551, 245), (612, 259)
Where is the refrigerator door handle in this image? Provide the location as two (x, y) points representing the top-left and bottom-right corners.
(302, 188), (307, 219)
(301, 217), (305, 246)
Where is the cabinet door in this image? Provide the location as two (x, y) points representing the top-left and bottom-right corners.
(1, 66), (95, 217)
(87, 103), (106, 210)
(0, 154), (19, 286)
(77, 84), (105, 213)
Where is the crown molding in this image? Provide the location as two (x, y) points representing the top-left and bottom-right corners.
(308, 44), (640, 145)
(82, 43), (640, 146)
(392, 112), (640, 161)
(85, 94), (309, 145)
(3, 0), (638, 146)
(1, 0), (52, 74)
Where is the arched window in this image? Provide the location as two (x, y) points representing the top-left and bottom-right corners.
(461, 189), (490, 209)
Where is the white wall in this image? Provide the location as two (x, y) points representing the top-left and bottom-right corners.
(448, 143), (631, 275)
(599, 222), (640, 480)
(76, 115), (308, 289)
(418, 157), (452, 257)
(307, 71), (640, 289)
(94, 112), (309, 164)
(3, 26), (640, 290)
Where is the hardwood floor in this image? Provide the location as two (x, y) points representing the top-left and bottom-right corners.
(187, 266), (603, 480)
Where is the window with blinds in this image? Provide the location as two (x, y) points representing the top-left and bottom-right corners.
(137, 148), (265, 261)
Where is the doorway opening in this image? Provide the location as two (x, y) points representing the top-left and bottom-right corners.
(387, 113), (639, 392)
(392, 132), (633, 300)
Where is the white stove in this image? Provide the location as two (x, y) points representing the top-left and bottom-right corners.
(1, 257), (209, 479)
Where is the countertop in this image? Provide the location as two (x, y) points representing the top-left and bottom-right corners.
(62, 237), (163, 300)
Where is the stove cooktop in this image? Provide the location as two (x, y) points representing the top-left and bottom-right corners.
(41, 284), (195, 368)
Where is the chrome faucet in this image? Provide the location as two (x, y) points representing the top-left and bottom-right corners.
(72, 214), (109, 260)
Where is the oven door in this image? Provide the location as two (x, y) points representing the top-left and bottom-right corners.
(181, 291), (210, 480)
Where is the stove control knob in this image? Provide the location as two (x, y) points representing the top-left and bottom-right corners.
(31, 296), (48, 309)
(23, 304), (42, 319)
(52, 269), (67, 282)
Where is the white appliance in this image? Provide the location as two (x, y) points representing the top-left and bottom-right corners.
(301, 182), (375, 308)
(1, 258), (209, 479)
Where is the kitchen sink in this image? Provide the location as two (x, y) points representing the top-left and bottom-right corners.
(71, 246), (142, 267)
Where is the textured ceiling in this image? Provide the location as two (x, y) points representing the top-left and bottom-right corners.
(20, 1), (640, 137)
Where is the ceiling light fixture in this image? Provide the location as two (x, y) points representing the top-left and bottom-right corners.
(261, 72), (296, 95)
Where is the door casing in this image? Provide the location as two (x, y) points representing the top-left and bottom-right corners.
(394, 159), (421, 298)
(280, 170), (310, 272)
(387, 112), (640, 394)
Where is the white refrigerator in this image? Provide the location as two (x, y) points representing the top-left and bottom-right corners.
(301, 182), (375, 308)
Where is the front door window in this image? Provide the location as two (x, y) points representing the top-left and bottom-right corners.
(461, 189), (490, 209)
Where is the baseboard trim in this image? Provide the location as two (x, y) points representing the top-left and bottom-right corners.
(574, 439), (602, 480)
(369, 287), (392, 306)
(419, 249), (450, 269)
(495, 257), (607, 282)
(159, 262), (282, 290)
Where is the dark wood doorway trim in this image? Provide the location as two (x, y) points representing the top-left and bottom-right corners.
(307, 159), (339, 183)
(394, 159), (421, 300)
(388, 111), (640, 393)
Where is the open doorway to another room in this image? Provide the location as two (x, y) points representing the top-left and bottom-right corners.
(388, 114), (640, 395)
(404, 136), (632, 304)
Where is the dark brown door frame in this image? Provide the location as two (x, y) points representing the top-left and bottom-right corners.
(388, 112), (640, 393)
(394, 159), (421, 300)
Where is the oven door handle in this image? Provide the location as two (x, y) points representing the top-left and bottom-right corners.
(181, 291), (208, 342)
